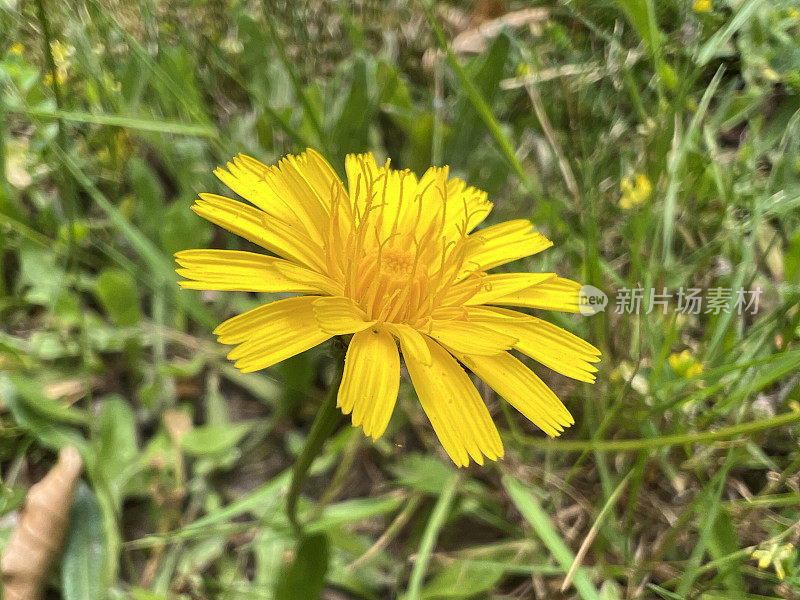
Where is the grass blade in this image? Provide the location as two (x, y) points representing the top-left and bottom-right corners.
(406, 472), (460, 600)
(503, 476), (602, 600)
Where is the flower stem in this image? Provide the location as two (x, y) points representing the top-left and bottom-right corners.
(511, 409), (800, 452)
(406, 472), (460, 600)
(286, 349), (345, 536)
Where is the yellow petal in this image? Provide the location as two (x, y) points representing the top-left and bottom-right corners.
(513, 320), (599, 382)
(464, 220), (552, 273)
(214, 158), (301, 225)
(487, 276), (584, 312)
(445, 273), (556, 306)
(273, 154), (334, 238)
(312, 296), (375, 335)
(216, 151), (342, 247)
(428, 320), (517, 355)
(338, 328), (400, 439)
(192, 194), (325, 272)
(405, 338), (504, 467)
(441, 176), (492, 237)
(345, 152), (382, 216)
(215, 296), (331, 373)
(175, 249), (341, 295)
(385, 323), (432, 366)
(466, 307), (600, 382)
(457, 351), (574, 437)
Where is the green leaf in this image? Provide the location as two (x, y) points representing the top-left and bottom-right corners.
(707, 508), (744, 591)
(613, 0), (658, 50)
(95, 268), (142, 327)
(159, 200), (211, 257)
(61, 483), (108, 600)
(16, 243), (65, 305)
(128, 157), (163, 236)
(390, 453), (457, 494)
(786, 230), (800, 283)
(329, 54), (376, 156)
(95, 395), (139, 506)
(181, 423), (252, 456)
(421, 560), (504, 599)
(254, 531), (290, 594)
(697, 0), (766, 66)
(275, 533), (330, 600)
(446, 33), (510, 166)
(3, 374), (88, 425)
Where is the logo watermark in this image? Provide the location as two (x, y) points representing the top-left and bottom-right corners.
(578, 285), (608, 316)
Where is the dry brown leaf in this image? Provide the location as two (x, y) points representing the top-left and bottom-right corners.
(452, 8), (548, 54)
(1, 446), (83, 600)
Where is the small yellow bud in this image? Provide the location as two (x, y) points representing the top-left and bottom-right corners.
(668, 350), (703, 378)
(693, 0), (712, 13)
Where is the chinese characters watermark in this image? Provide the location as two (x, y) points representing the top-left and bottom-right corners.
(578, 286), (763, 316)
(613, 286), (762, 315)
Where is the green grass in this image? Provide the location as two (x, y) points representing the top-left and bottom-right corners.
(2, 0), (800, 598)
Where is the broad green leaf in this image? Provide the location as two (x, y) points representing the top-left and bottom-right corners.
(330, 54), (376, 156)
(181, 423), (252, 456)
(95, 268), (142, 327)
(390, 453), (457, 494)
(16, 243), (65, 305)
(61, 484), (108, 600)
(421, 561), (504, 599)
(3, 374), (88, 425)
(254, 531), (290, 594)
(707, 508), (744, 591)
(446, 33), (510, 166)
(275, 533), (329, 600)
(95, 395), (139, 506)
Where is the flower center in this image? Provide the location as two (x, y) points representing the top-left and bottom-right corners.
(350, 245), (430, 324)
(380, 248), (414, 277)
(323, 156), (487, 327)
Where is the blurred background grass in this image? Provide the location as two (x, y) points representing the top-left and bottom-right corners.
(2, 0), (800, 598)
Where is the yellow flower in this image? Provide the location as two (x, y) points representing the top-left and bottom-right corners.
(619, 173), (652, 210)
(43, 41), (72, 86)
(177, 150), (600, 466)
(8, 43), (24, 56)
(693, 0), (712, 13)
(753, 542), (794, 580)
(668, 349), (703, 378)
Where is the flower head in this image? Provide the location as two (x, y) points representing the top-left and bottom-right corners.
(177, 150), (600, 466)
(668, 349), (703, 378)
(753, 542), (795, 580)
(619, 173), (652, 210)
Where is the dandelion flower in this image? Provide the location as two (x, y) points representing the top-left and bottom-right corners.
(619, 173), (652, 210)
(176, 150), (600, 466)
